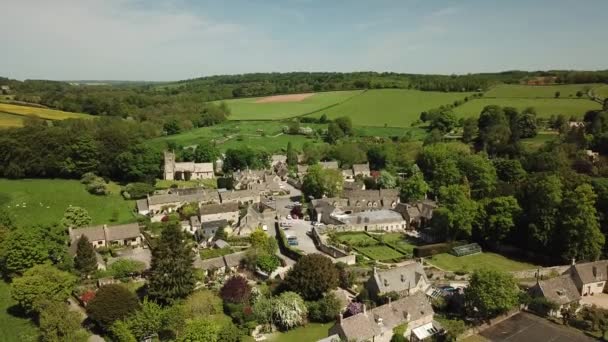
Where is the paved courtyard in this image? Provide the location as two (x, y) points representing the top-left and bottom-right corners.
(581, 293), (608, 309)
(479, 312), (594, 342)
(280, 219), (318, 255)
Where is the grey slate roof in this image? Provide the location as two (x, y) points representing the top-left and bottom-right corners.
(352, 163), (370, 174)
(573, 260), (608, 284)
(136, 199), (148, 212)
(201, 219), (229, 230)
(200, 202), (239, 216)
(320, 161), (339, 169)
(371, 263), (429, 294)
(334, 292), (433, 341)
(147, 189), (220, 206)
(70, 223), (140, 243)
(535, 274), (581, 305)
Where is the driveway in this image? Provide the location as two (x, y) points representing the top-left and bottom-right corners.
(280, 219), (318, 255)
(581, 293), (608, 309)
(109, 247), (152, 269)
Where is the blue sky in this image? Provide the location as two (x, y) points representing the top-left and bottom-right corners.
(1, 0), (607, 81)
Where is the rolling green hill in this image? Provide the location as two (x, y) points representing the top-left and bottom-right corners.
(0, 103), (92, 128)
(484, 84), (601, 98)
(306, 89), (474, 127)
(219, 90), (363, 120)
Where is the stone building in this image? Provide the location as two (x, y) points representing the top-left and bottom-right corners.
(163, 151), (214, 180)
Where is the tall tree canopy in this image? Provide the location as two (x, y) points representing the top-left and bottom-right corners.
(147, 222), (195, 304)
(285, 254), (338, 300)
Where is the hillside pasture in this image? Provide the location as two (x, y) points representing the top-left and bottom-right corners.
(0, 281), (39, 342)
(454, 98), (601, 119)
(307, 89), (474, 127)
(219, 90), (363, 120)
(484, 84), (601, 98)
(0, 112), (26, 128)
(594, 85), (608, 99)
(428, 252), (536, 273)
(0, 103), (91, 121)
(0, 179), (135, 228)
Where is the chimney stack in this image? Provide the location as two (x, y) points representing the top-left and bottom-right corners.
(339, 313), (343, 324)
(363, 304), (367, 316)
(388, 296), (392, 307)
(571, 258), (576, 266)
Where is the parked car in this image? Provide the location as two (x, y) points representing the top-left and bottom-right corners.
(287, 236), (298, 246)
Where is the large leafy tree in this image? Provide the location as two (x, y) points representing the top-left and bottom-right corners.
(87, 284), (140, 330)
(181, 290), (224, 319)
(457, 153), (497, 199)
(556, 184), (604, 262)
(121, 299), (166, 341)
(416, 143), (468, 192)
(431, 185), (478, 241)
(465, 269), (519, 319)
(193, 140), (220, 163)
(476, 196), (521, 245)
(11, 264), (76, 314)
(285, 254), (338, 300)
(74, 236), (97, 276)
(60, 206), (92, 229)
(0, 225), (69, 278)
(39, 301), (89, 342)
(273, 291), (308, 330)
(400, 167), (430, 202)
(148, 222), (195, 304)
(377, 171), (397, 189)
(302, 164), (343, 199)
(518, 173), (563, 251)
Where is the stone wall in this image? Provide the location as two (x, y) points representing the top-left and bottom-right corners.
(509, 265), (570, 279)
(311, 228), (356, 265)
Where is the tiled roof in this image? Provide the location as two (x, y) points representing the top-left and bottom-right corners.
(200, 202), (239, 215)
(335, 292), (433, 341)
(371, 263), (429, 294)
(536, 274), (581, 305)
(573, 261), (608, 284)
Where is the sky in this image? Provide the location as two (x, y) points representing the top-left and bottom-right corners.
(1, 0), (607, 81)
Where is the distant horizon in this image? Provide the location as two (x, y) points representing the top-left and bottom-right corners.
(2, 0), (607, 81)
(6, 68), (608, 83)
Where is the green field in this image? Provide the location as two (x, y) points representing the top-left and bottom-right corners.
(0, 112), (25, 128)
(0, 103), (91, 128)
(0, 179), (136, 228)
(357, 245), (405, 260)
(380, 233), (417, 254)
(0, 281), (39, 342)
(335, 232), (378, 245)
(306, 89), (474, 127)
(520, 131), (559, 149)
(454, 98), (601, 119)
(594, 85), (608, 99)
(428, 252), (536, 272)
(484, 84), (600, 98)
(220, 90), (363, 120)
(268, 322), (333, 342)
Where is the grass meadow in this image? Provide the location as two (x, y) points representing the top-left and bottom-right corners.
(0, 179), (136, 228)
(484, 84), (602, 98)
(0, 112), (26, 128)
(306, 89), (474, 127)
(454, 98), (601, 119)
(220, 90), (363, 120)
(0, 281), (38, 342)
(268, 322), (333, 342)
(594, 85), (608, 99)
(428, 252), (536, 273)
(0, 103), (91, 126)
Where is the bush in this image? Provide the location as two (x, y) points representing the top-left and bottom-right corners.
(108, 259), (146, 280)
(220, 276), (251, 304)
(257, 254), (280, 274)
(123, 182), (155, 199)
(81, 172), (98, 184)
(87, 284), (140, 330)
(307, 293), (342, 323)
(528, 297), (559, 317)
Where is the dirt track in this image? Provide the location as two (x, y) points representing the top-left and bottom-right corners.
(255, 93), (314, 103)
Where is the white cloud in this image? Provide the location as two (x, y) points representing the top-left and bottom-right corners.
(0, 0), (277, 80)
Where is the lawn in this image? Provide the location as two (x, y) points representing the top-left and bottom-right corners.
(380, 233), (417, 254)
(148, 120), (326, 153)
(306, 89), (474, 127)
(454, 98), (601, 119)
(0, 179), (136, 228)
(220, 90), (363, 120)
(155, 178), (217, 190)
(520, 131), (559, 150)
(335, 232), (377, 245)
(484, 84), (601, 98)
(427, 252), (536, 272)
(0, 103), (91, 121)
(268, 322), (333, 342)
(356, 245), (405, 261)
(0, 281), (39, 342)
